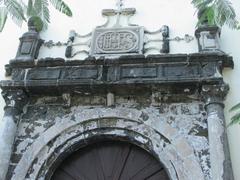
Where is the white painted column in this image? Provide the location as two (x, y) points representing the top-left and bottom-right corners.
(0, 90), (27, 180)
(202, 84), (233, 180)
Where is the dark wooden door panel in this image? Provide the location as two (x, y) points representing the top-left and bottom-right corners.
(51, 141), (169, 180)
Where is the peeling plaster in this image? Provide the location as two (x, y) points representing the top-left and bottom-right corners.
(5, 99), (210, 180)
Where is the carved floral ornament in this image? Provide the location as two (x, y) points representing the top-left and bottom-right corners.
(43, 0), (194, 58)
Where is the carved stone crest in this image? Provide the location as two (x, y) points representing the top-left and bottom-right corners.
(90, 27), (144, 56)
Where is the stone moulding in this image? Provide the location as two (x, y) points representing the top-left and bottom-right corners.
(11, 114), (203, 180)
(1, 53), (233, 95)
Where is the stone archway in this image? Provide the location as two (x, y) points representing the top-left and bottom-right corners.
(51, 141), (170, 180)
(10, 113), (205, 180)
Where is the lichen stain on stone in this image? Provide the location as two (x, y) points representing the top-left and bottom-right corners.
(25, 157), (38, 179)
(70, 114), (76, 121)
(10, 99), (212, 180)
(189, 124), (208, 137)
(170, 104), (179, 115)
(197, 149), (211, 180)
(140, 111), (149, 121)
(98, 118), (118, 127)
(158, 104), (169, 114)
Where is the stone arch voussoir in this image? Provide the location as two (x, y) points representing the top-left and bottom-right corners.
(12, 108), (204, 180)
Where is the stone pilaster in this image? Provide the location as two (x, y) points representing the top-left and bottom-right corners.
(0, 89), (28, 180)
(202, 84), (233, 180)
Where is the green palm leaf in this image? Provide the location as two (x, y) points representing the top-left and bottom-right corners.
(49, 0), (72, 17)
(27, 0), (37, 17)
(228, 103), (240, 126)
(0, 7), (8, 32)
(33, 0), (50, 29)
(192, 0), (211, 10)
(27, 0), (72, 30)
(197, 6), (216, 26)
(4, 0), (26, 26)
(228, 112), (240, 126)
(192, 0), (239, 29)
(229, 102), (240, 112)
(214, 0), (238, 28)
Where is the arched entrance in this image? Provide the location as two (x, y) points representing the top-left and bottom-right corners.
(51, 141), (170, 180)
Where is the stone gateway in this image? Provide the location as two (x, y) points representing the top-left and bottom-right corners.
(0, 52), (234, 180)
(0, 1), (234, 180)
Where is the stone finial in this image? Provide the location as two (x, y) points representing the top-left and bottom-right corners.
(12, 17), (44, 65)
(28, 16), (43, 32)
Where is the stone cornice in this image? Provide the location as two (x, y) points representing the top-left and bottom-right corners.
(1, 53), (233, 95)
(8, 53), (233, 68)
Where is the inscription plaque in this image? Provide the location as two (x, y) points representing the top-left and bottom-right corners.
(90, 27), (144, 56)
(20, 41), (32, 54)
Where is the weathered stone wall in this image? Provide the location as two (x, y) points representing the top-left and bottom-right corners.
(7, 93), (210, 180)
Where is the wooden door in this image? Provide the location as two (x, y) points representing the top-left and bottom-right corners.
(51, 141), (169, 180)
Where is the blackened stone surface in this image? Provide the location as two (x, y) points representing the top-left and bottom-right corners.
(37, 58), (65, 67)
(1, 53), (233, 96)
(27, 68), (61, 80)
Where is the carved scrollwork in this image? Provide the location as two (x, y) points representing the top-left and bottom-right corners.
(172, 34), (195, 43)
(43, 40), (67, 48)
(42, 0), (195, 58)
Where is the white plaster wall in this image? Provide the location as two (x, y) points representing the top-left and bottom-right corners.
(221, 1), (240, 179)
(0, 0), (239, 179)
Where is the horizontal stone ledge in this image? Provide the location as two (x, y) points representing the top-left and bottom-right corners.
(0, 79), (223, 95)
(8, 53), (234, 69)
(7, 61), (225, 82)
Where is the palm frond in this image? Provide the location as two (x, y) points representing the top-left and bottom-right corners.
(0, 0), (73, 32)
(27, 0), (37, 17)
(4, 0), (26, 26)
(197, 6), (216, 26)
(33, 0), (50, 29)
(192, 0), (213, 11)
(49, 0), (72, 17)
(18, 0), (28, 15)
(214, 0), (238, 28)
(229, 102), (240, 112)
(228, 103), (240, 127)
(0, 7), (8, 32)
(192, 0), (239, 29)
(228, 112), (240, 127)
